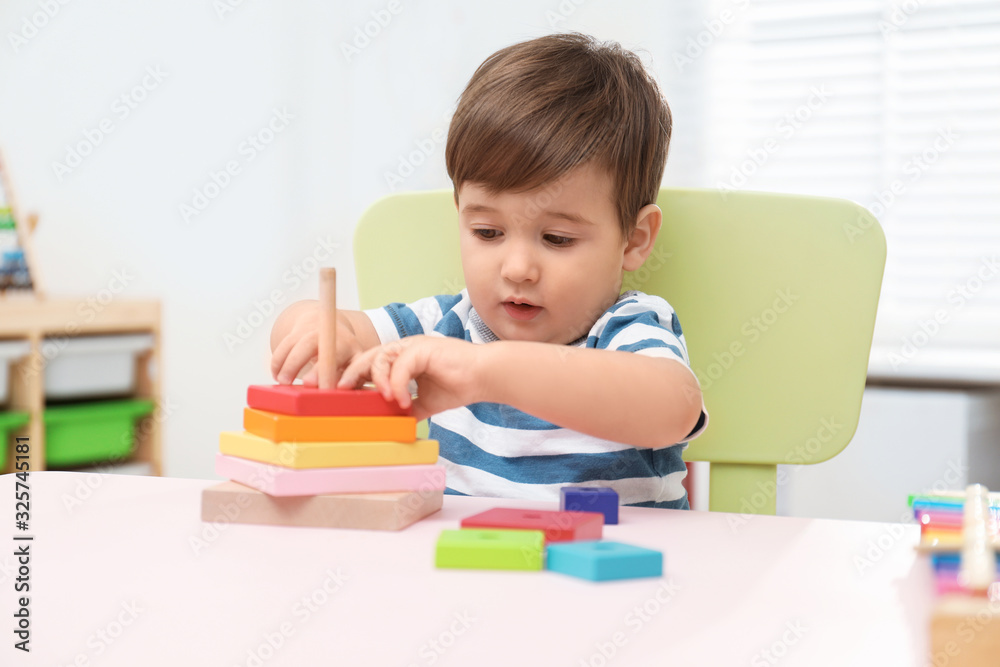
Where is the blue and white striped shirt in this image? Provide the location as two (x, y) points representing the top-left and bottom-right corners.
(364, 290), (708, 509)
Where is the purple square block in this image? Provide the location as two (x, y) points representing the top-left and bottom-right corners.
(560, 486), (619, 525)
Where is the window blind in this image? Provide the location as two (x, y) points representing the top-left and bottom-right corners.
(694, 0), (1000, 378)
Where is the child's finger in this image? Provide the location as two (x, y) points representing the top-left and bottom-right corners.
(388, 348), (424, 409)
(276, 339), (317, 385)
(337, 348), (375, 389)
(370, 346), (398, 401)
(270, 335), (296, 380)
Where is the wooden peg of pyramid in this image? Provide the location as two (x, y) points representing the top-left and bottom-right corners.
(318, 266), (337, 389)
(245, 265), (412, 417)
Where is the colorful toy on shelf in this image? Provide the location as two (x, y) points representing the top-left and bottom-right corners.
(912, 484), (1000, 666)
(201, 268), (445, 530)
(0, 151), (37, 294)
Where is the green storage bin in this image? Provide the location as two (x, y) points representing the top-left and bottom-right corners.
(0, 411), (30, 469)
(43, 399), (154, 467)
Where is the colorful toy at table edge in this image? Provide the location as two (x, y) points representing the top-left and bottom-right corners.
(912, 484), (1000, 667)
(910, 485), (1000, 591)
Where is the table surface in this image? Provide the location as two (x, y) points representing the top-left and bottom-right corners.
(0, 472), (934, 667)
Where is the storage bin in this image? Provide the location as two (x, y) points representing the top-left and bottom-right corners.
(43, 398), (154, 467)
(0, 340), (30, 407)
(43, 334), (154, 400)
(0, 411), (29, 470)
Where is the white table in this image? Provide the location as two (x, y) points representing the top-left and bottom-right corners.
(1, 472), (933, 666)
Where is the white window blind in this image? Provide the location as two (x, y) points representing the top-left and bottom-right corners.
(693, 0), (1000, 380)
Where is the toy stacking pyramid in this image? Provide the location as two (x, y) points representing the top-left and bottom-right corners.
(912, 484), (1000, 665)
(201, 268), (445, 530)
(201, 384), (446, 530)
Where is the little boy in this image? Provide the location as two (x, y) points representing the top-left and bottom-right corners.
(270, 33), (707, 509)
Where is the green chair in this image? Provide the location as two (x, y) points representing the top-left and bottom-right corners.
(354, 188), (886, 514)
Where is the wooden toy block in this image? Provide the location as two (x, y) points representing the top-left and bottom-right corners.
(214, 453), (446, 497)
(435, 529), (545, 571)
(560, 486), (619, 525)
(546, 541), (663, 582)
(930, 596), (1000, 667)
(243, 408), (417, 443)
(219, 431), (438, 468)
(247, 384), (411, 417)
(459, 507), (603, 543)
(201, 481), (442, 531)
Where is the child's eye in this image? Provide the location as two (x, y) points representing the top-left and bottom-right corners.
(544, 234), (574, 247)
(472, 228), (501, 240)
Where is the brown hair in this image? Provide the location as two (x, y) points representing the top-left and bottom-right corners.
(445, 32), (671, 237)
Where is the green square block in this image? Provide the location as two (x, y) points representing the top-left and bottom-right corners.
(435, 529), (545, 571)
(44, 399), (154, 467)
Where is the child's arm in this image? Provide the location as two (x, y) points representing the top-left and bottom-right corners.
(486, 341), (702, 448)
(270, 300), (382, 385)
(338, 336), (703, 449)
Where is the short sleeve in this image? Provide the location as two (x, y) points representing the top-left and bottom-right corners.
(364, 292), (470, 344)
(593, 292), (709, 443)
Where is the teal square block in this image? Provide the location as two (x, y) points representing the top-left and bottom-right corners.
(435, 529), (545, 571)
(546, 541), (662, 581)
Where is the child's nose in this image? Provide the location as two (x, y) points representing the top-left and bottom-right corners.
(500, 244), (540, 283)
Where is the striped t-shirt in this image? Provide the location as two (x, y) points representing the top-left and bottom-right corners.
(364, 290), (708, 509)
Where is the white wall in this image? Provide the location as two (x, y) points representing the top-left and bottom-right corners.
(0, 0), (704, 479)
(777, 387), (1000, 523)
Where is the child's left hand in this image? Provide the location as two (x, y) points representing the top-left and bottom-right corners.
(336, 335), (486, 420)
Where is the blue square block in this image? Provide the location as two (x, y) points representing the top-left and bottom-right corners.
(560, 486), (619, 525)
(547, 541), (662, 581)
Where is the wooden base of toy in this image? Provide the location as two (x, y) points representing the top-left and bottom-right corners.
(201, 481), (443, 531)
(930, 596), (1000, 666)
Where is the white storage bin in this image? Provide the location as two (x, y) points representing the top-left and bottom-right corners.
(43, 334), (154, 400)
(0, 339), (31, 406)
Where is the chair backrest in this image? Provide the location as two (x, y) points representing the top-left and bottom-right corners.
(354, 188), (886, 513)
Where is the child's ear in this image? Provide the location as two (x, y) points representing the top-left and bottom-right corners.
(622, 204), (662, 272)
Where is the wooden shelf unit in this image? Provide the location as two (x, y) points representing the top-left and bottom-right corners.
(0, 298), (162, 475)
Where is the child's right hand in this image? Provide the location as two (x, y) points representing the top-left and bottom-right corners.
(269, 301), (375, 385)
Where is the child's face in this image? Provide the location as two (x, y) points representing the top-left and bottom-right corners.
(456, 162), (631, 344)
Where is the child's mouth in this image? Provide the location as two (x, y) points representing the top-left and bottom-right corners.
(503, 301), (542, 321)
